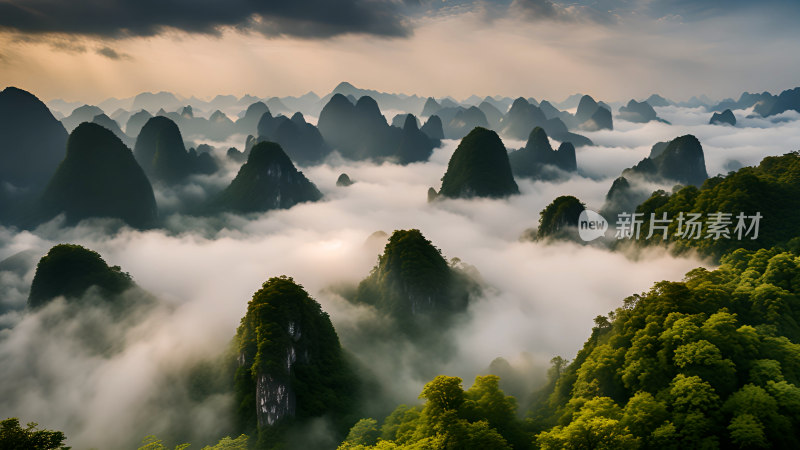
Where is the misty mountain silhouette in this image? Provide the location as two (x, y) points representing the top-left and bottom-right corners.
(619, 99), (669, 124)
(500, 97), (593, 146)
(421, 97), (441, 116)
(622, 134), (708, 187)
(0, 87), (68, 192)
(61, 104), (105, 132)
(646, 94), (672, 107)
(762, 87), (800, 117)
(420, 114), (444, 141)
(479, 101), (504, 129)
(125, 109), (153, 136)
(318, 94), (434, 164)
(508, 127), (577, 181)
(235, 101), (270, 135)
(710, 109), (736, 126)
(38, 122), (157, 228)
(437, 105), (490, 139)
(133, 116), (218, 183)
(438, 127), (519, 199)
(213, 141), (322, 213)
(91, 113), (132, 147)
(255, 110), (331, 165)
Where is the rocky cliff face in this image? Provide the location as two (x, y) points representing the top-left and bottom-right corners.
(233, 276), (358, 436)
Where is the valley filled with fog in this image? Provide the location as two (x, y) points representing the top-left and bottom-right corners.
(2, 82), (800, 448)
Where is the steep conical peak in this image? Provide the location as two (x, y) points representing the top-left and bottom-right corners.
(422, 97), (441, 116)
(246, 141), (292, 167)
(624, 134), (708, 187)
(354, 230), (467, 325)
(606, 176), (630, 201)
(28, 244), (134, 308)
(328, 93), (353, 109)
(536, 195), (586, 240)
(556, 142), (577, 172)
(655, 134), (708, 185)
(133, 115), (195, 183)
(376, 229), (449, 289)
(0, 86), (68, 191)
(421, 115), (444, 140)
(233, 276), (357, 431)
(355, 95), (382, 117)
(290, 112), (306, 124)
(439, 127), (519, 199)
(336, 173), (354, 187)
(39, 122), (157, 227)
(214, 141), (322, 213)
(334, 81), (357, 92)
(508, 127), (577, 180)
(508, 97), (531, 112)
(576, 95), (598, 113)
(245, 101), (269, 117)
(526, 127), (553, 153)
(403, 113), (419, 131)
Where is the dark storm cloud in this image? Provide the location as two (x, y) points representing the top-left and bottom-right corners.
(0, 0), (411, 39)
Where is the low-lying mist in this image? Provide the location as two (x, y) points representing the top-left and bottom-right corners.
(1, 105), (794, 448)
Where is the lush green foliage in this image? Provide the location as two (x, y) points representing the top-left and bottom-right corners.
(27, 244), (133, 308)
(439, 127), (519, 199)
(214, 141), (322, 213)
(137, 434), (248, 450)
(38, 122), (158, 228)
(536, 195), (586, 240)
(0, 418), (68, 449)
(353, 229), (475, 337)
(528, 245), (800, 448)
(233, 276), (359, 448)
(338, 375), (529, 449)
(634, 152), (800, 259)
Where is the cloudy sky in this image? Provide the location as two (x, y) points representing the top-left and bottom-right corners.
(1, 0), (799, 103)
